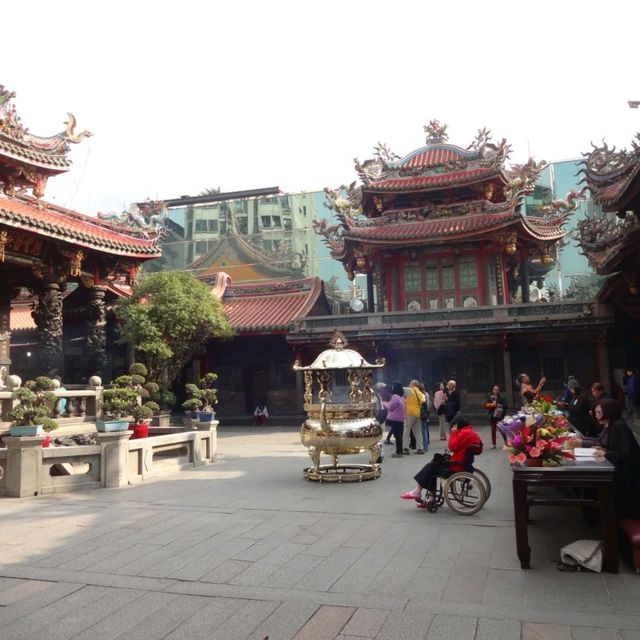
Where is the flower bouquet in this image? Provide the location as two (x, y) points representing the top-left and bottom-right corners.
(503, 425), (575, 466)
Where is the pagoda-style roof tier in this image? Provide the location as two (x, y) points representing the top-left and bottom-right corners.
(580, 134), (640, 215)
(206, 273), (330, 334)
(318, 121), (565, 276)
(0, 194), (161, 258)
(0, 87), (91, 198)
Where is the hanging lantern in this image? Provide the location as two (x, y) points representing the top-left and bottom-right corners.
(356, 256), (367, 270)
(629, 282), (639, 296)
(505, 242), (517, 256)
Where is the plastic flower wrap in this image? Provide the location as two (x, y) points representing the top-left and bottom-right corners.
(502, 423), (575, 467)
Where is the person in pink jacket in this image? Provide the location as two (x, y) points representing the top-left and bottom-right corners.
(384, 381), (407, 458)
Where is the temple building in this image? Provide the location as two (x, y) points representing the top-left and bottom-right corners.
(289, 121), (614, 406)
(578, 133), (640, 367)
(0, 87), (162, 383)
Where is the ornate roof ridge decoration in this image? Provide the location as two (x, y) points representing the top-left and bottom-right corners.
(0, 194), (161, 258)
(424, 119), (449, 143)
(539, 188), (587, 225)
(575, 209), (637, 271)
(97, 199), (168, 245)
(224, 276), (318, 298)
(579, 133), (640, 212)
(0, 86), (92, 198)
(503, 158), (547, 200)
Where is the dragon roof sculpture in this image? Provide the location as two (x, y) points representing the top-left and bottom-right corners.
(579, 133), (640, 215)
(0, 86), (91, 198)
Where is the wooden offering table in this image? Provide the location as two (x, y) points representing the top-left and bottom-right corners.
(512, 458), (618, 572)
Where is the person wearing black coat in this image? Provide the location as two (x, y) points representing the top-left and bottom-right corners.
(485, 384), (508, 448)
(443, 380), (461, 423)
(566, 386), (598, 437)
(577, 398), (640, 519)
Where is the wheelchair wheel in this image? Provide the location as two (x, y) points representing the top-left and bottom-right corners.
(472, 469), (492, 502)
(443, 472), (487, 515)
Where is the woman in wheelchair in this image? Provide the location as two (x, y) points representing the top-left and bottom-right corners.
(401, 414), (483, 508)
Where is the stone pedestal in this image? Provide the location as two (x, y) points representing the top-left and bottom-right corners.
(96, 431), (132, 488)
(5, 436), (44, 497)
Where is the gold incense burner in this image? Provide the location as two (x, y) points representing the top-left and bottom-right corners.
(293, 331), (385, 482)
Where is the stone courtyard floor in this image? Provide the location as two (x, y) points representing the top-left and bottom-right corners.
(1, 425), (640, 640)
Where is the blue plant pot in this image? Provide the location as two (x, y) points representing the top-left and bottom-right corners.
(10, 424), (43, 436)
(96, 420), (130, 432)
(197, 412), (215, 423)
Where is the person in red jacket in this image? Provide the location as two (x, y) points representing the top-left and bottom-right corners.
(400, 414), (483, 507)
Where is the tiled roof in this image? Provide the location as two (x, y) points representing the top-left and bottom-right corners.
(588, 164), (640, 209)
(388, 144), (480, 170)
(10, 306), (35, 331)
(343, 211), (565, 245)
(366, 166), (499, 192)
(521, 217), (566, 241)
(345, 211), (520, 243)
(221, 277), (326, 333)
(0, 195), (161, 258)
(0, 137), (72, 171)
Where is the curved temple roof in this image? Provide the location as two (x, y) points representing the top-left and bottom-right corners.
(0, 194), (161, 258)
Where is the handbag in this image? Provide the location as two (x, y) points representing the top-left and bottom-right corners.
(437, 403), (446, 416)
(420, 401), (429, 420)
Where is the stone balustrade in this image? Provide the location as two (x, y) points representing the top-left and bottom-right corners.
(0, 423), (218, 497)
(0, 382), (104, 429)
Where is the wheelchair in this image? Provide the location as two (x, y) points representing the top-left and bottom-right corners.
(417, 446), (491, 516)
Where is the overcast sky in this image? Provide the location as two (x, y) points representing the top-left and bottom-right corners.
(3, 0), (640, 215)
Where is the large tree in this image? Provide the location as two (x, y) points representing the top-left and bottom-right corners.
(116, 271), (232, 389)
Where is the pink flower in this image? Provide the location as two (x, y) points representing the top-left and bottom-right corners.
(516, 452), (527, 463)
(508, 453), (518, 464)
(535, 440), (546, 449)
(529, 447), (541, 458)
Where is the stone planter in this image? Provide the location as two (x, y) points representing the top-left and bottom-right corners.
(96, 420), (129, 433)
(10, 424), (43, 436)
(151, 412), (172, 428)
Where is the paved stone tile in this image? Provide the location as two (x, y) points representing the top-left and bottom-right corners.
(570, 626), (622, 639)
(248, 602), (320, 640)
(113, 594), (214, 640)
(0, 579), (53, 605)
(365, 549), (425, 596)
(199, 559), (254, 584)
(482, 568), (525, 606)
(441, 571), (487, 604)
(168, 535), (256, 581)
(230, 542), (309, 587)
(293, 605), (355, 640)
(426, 614), (477, 639)
(376, 610), (434, 640)
(523, 622), (572, 640)
(330, 546), (398, 594)
(0, 581), (84, 628)
(301, 546), (366, 592)
(0, 585), (116, 639)
(340, 607), (388, 637)
(27, 586), (144, 640)
(475, 617), (522, 640)
(261, 552), (325, 589)
(70, 591), (180, 640)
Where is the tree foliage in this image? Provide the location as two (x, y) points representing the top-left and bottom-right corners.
(116, 272), (232, 389)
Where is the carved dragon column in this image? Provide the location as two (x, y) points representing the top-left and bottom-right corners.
(32, 280), (64, 376)
(0, 288), (12, 381)
(86, 285), (107, 377)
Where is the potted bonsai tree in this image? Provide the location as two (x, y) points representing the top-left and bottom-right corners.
(9, 376), (59, 436)
(99, 363), (158, 436)
(182, 372), (218, 427)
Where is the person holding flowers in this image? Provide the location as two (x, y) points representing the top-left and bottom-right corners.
(518, 373), (546, 405)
